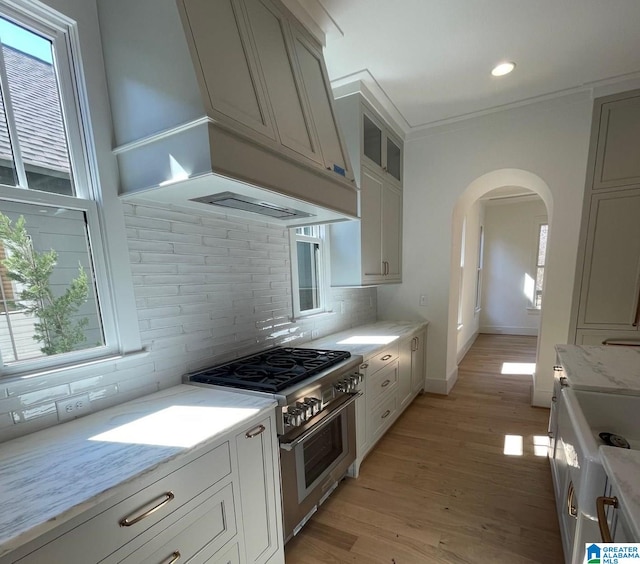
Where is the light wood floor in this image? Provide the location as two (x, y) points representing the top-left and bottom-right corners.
(285, 334), (563, 563)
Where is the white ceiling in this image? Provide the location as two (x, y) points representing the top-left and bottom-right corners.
(309, 0), (640, 132)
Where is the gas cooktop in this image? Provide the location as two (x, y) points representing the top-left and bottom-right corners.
(188, 347), (351, 393)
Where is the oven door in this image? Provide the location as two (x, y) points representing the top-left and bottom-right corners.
(279, 392), (360, 541)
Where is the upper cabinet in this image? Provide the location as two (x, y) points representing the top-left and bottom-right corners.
(593, 94), (640, 190)
(97, 0), (357, 225)
(570, 89), (640, 345)
(329, 94), (403, 286)
(362, 110), (403, 186)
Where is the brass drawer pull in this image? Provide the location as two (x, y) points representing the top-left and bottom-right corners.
(245, 424), (266, 438)
(596, 496), (618, 542)
(381, 409), (391, 419)
(567, 481), (577, 518)
(380, 354), (393, 361)
(381, 379), (391, 388)
(163, 551), (181, 564)
(119, 491), (175, 527)
(360, 363), (369, 370)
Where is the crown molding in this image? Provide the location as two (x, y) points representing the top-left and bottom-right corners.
(281, 0), (343, 46)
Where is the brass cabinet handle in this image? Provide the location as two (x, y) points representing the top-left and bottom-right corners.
(553, 365), (563, 372)
(360, 363), (369, 370)
(381, 409), (391, 419)
(119, 492), (175, 527)
(380, 354), (393, 361)
(163, 552), (181, 564)
(602, 338), (640, 346)
(381, 379), (391, 388)
(596, 496), (619, 542)
(551, 395), (557, 402)
(245, 424), (266, 438)
(567, 481), (577, 518)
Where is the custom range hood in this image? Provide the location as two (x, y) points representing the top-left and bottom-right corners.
(98, 0), (358, 226)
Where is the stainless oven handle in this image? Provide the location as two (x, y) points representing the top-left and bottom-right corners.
(280, 392), (362, 452)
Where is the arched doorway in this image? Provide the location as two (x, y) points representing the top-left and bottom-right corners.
(446, 169), (553, 401)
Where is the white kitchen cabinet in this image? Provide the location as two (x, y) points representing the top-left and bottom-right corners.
(330, 165), (402, 285)
(3, 411), (284, 564)
(569, 89), (640, 344)
(235, 416), (283, 564)
(329, 94), (403, 286)
(361, 109), (403, 187)
(576, 189), (640, 331)
(399, 329), (427, 409)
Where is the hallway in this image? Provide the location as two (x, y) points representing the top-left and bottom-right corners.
(285, 334), (563, 563)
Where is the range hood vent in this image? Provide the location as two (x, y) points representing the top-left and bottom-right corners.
(191, 192), (314, 220)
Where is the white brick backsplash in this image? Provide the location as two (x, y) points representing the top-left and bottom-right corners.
(0, 202), (376, 442)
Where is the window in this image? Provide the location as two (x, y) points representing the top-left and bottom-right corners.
(533, 222), (548, 308)
(457, 217), (466, 329)
(290, 225), (329, 318)
(0, 6), (130, 376)
(475, 225), (484, 311)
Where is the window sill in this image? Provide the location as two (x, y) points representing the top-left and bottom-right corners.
(1, 349), (150, 387)
(289, 310), (336, 323)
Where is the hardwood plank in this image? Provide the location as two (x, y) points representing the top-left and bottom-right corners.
(285, 334), (563, 563)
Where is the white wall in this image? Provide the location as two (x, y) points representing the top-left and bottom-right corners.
(455, 199), (484, 361)
(480, 197), (547, 336)
(377, 92), (593, 404)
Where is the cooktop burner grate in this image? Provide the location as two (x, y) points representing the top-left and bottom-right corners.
(188, 347), (351, 392)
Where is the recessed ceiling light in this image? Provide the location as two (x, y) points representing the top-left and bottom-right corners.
(491, 62), (516, 77)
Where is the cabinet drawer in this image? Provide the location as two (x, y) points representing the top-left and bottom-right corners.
(119, 482), (236, 564)
(366, 361), (398, 406)
(202, 542), (241, 564)
(361, 344), (399, 377)
(368, 393), (398, 443)
(16, 442), (231, 563)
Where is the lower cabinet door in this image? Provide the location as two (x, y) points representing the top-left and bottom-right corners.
(118, 483), (236, 564)
(202, 542), (241, 564)
(235, 415), (282, 564)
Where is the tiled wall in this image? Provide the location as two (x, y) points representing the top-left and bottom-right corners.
(0, 201), (376, 442)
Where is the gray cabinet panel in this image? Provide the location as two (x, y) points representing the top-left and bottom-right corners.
(182, 0), (274, 139)
(578, 189), (640, 329)
(292, 30), (348, 175)
(245, 0), (319, 162)
(595, 96), (640, 190)
(360, 167), (384, 280)
(382, 184), (402, 281)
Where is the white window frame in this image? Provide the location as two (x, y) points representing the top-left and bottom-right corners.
(289, 225), (330, 319)
(474, 224), (484, 313)
(0, 2), (142, 378)
(457, 217), (466, 330)
(531, 219), (548, 310)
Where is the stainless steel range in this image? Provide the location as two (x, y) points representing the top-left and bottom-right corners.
(187, 346), (364, 541)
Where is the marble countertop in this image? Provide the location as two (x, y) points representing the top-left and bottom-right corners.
(601, 446), (640, 540)
(301, 320), (428, 359)
(0, 385), (276, 558)
(555, 345), (640, 394)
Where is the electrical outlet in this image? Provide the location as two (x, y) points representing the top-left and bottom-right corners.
(311, 329), (320, 339)
(56, 393), (92, 422)
(419, 294), (428, 307)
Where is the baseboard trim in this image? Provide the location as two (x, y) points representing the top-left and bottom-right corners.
(480, 326), (538, 336)
(425, 367), (458, 395)
(457, 332), (478, 363)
